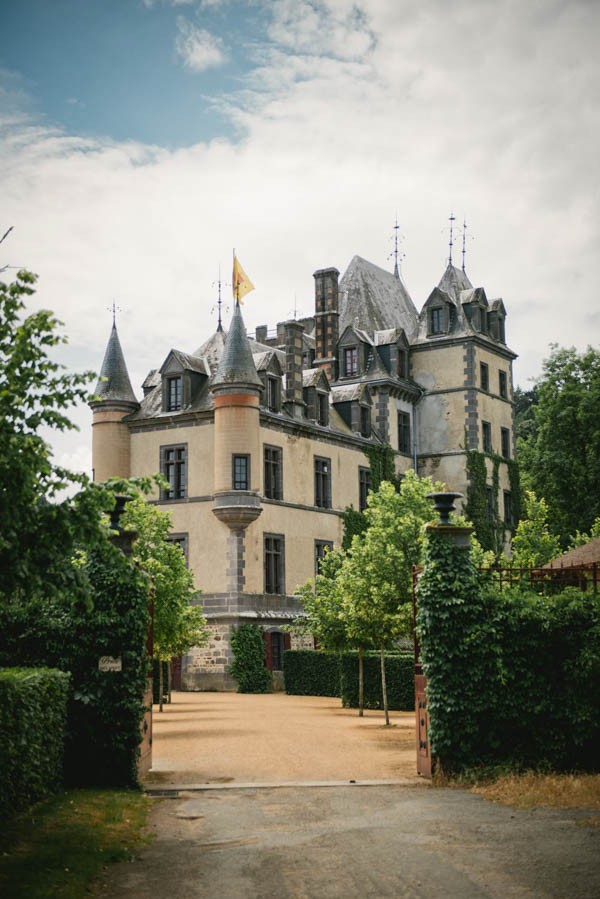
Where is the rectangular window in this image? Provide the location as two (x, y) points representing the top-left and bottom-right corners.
(314, 457), (331, 509)
(317, 392), (329, 426)
(359, 467), (372, 512)
(343, 346), (358, 377)
(499, 370), (508, 399)
(264, 534), (285, 594)
(482, 421), (492, 453)
(360, 405), (371, 437)
(267, 377), (280, 412)
(504, 491), (513, 527)
(501, 427), (510, 459)
(430, 307), (444, 335)
(232, 454), (250, 490)
(480, 362), (489, 392)
(161, 445), (187, 500)
(167, 533), (188, 565)
(270, 632), (285, 671)
(167, 376), (183, 411)
(264, 445), (283, 500)
(397, 349), (408, 379)
(398, 411), (411, 455)
(315, 540), (334, 576)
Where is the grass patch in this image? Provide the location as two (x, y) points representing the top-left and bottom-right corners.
(0, 789), (152, 899)
(471, 772), (600, 810)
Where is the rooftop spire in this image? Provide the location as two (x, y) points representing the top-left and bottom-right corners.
(388, 215), (404, 279)
(211, 301), (262, 391)
(93, 317), (137, 404)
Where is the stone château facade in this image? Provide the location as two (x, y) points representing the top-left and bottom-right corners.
(90, 254), (517, 689)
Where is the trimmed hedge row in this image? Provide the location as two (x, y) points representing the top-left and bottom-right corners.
(283, 650), (340, 697)
(340, 652), (414, 711)
(0, 667), (70, 818)
(283, 650), (415, 710)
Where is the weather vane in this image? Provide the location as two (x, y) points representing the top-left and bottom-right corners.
(211, 267), (230, 331)
(107, 301), (122, 324)
(448, 212), (456, 266)
(388, 215), (405, 278)
(461, 217), (474, 272)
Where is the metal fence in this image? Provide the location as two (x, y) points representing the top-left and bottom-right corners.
(478, 562), (598, 595)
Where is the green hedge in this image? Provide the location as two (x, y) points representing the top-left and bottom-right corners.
(0, 668), (70, 818)
(0, 539), (150, 788)
(340, 652), (414, 711)
(228, 624), (272, 693)
(283, 650), (340, 696)
(417, 529), (600, 773)
(283, 649), (414, 710)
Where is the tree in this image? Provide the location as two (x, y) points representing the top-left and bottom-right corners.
(568, 517), (600, 551)
(121, 496), (208, 710)
(517, 346), (600, 543)
(0, 271), (110, 604)
(511, 490), (561, 568)
(337, 472), (441, 725)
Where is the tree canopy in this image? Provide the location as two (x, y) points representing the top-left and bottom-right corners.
(0, 271), (109, 603)
(517, 345), (600, 544)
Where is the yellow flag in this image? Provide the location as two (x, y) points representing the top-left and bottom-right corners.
(232, 255), (255, 303)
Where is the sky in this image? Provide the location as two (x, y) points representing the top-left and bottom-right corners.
(1, 0), (599, 478)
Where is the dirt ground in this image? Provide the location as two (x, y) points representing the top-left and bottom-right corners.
(145, 691), (419, 786)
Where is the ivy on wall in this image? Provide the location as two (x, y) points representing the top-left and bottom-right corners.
(465, 449), (521, 554)
(228, 624), (272, 693)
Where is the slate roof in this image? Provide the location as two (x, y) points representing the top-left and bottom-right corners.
(339, 256), (418, 338)
(437, 263), (473, 301)
(94, 322), (137, 404)
(212, 302), (263, 390)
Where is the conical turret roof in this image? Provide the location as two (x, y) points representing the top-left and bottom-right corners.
(437, 263), (473, 301)
(211, 302), (262, 390)
(93, 322), (137, 404)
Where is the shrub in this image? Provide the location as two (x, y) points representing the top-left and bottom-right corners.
(283, 650), (340, 696)
(0, 668), (70, 818)
(418, 528), (600, 774)
(228, 624), (272, 693)
(340, 652), (414, 711)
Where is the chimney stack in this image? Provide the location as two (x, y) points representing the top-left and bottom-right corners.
(313, 267), (339, 383)
(283, 320), (305, 420)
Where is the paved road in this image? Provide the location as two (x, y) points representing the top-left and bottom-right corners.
(93, 784), (600, 898)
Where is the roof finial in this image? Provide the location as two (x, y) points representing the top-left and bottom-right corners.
(388, 214), (404, 279)
(107, 301), (122, 326)
(461, 217), (474, 273)
(211, 266), (229, 332)
(448, 211), (456, 267)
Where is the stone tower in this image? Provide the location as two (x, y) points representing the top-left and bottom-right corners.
(89, 320), (138, 481)
(210, 301), (263, 594)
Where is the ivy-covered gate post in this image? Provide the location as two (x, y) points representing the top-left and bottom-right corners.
(109, 495), (153, 779)
(414, 493), (473, 777)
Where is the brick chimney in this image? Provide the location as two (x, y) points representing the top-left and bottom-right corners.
(283, 320), (305, 419)
(313, 267), (339, 383)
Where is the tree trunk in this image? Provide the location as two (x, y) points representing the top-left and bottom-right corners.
(380, 646), (390, 726)
(358, 645), (364, 717)
(158, 659), (164, 713)
(167, 660), (172, 704)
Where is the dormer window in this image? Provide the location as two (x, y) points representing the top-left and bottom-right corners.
(429, 307), (444, 335)
(167, 376), (183, 411)
(343, 346), (358, 377)
(317, 391), (329, 426)
(267, 376), (281, 412)
(398, 349), (408, 379)
(360, 405), (371, 438)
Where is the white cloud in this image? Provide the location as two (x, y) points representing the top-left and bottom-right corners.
(175, 17), (226, 71)
(1, 0), (599, 484)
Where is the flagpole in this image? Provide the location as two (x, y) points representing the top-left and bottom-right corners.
(233, 247), (238, 305)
